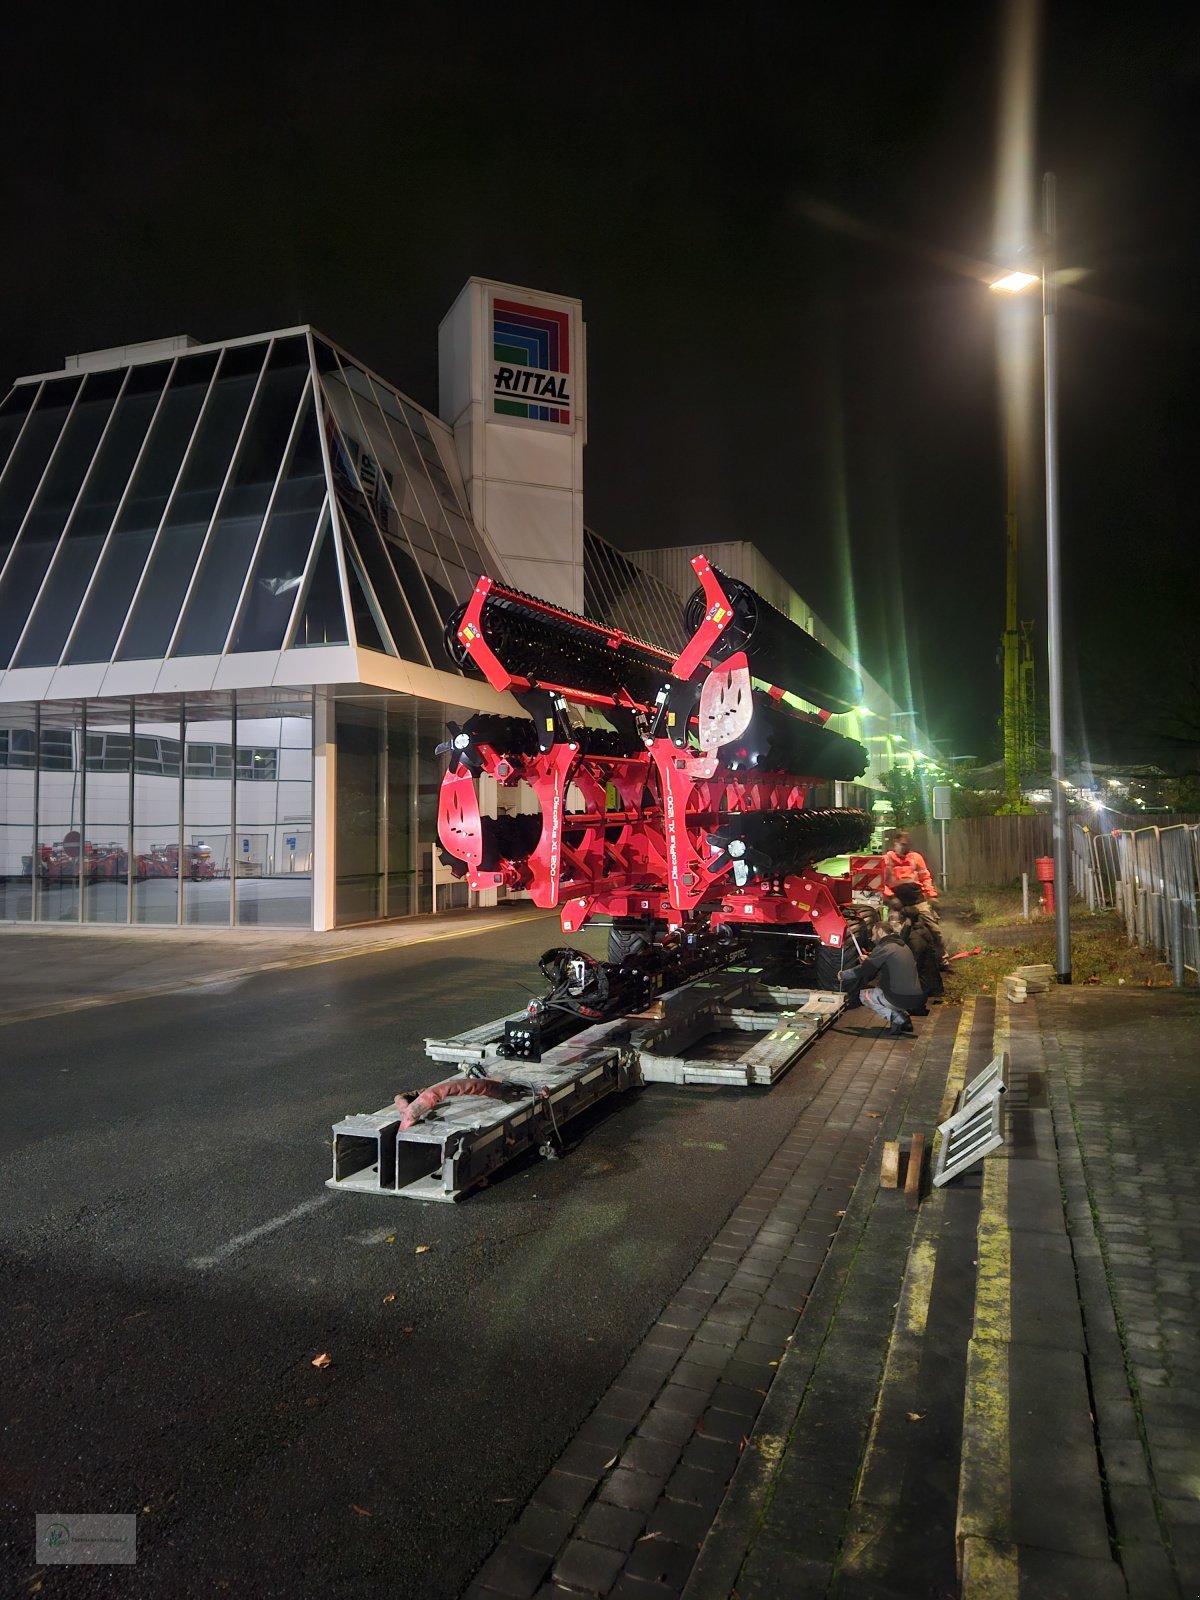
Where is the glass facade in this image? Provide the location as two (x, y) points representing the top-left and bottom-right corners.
(0, 691), (313, 927)
(0, 322), (714, 933)
(0, 701), (35, 921)
(333, 697), (471, 926)
(583, 528), (686, 654)
(0, 331), (491, 673)
(314, 337), (492, 666)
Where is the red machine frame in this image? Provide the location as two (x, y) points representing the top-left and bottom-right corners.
(438, 557), (883, 953)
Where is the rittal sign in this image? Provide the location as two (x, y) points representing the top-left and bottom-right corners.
(489, 294), (573, 428)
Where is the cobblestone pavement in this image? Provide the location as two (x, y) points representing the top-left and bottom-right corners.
(462, 1014), (948, 1600)
(456, 976), (1198, 1600)
(1045, 987), (1200, 1600)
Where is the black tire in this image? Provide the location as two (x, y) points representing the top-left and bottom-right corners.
(810, 942), (850, 991)
(607, 925), (650, 964)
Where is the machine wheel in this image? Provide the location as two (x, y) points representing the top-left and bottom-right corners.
(810, 942), (850, 991)
(607, 925), (650, 964)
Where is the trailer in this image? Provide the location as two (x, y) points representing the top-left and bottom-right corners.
(327, 962), (845, 1202)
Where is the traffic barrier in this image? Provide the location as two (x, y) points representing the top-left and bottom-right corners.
(1105, 823), (1200, 985)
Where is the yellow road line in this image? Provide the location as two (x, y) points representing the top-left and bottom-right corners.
(0, 912), (554, 1028)
(975, 1158), (1012, 1342)
(960, 1536), (1020, 1600)
(841, 1010), (963, 1575)
(958, 995), (1017, 1598)
(901, 1235), (938, 1340)
(939, 993), (978, 1122)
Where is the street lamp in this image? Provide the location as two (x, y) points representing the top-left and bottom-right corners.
(989, 171), (1070, 984)
(990, 269), (1038, 294)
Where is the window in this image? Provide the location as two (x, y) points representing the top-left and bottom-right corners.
(0, 727), (36, 768)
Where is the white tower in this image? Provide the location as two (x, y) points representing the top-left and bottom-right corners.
(439, 278), (586, 610)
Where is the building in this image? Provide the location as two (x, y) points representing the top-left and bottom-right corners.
(0, 279), (928, 933)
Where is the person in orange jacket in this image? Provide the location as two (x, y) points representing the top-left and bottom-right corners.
(883, 830), (938, 901)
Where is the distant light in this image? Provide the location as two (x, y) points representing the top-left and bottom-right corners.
(1089, 798), (1104, 811)
(855, 705), (874, 716)
(989, 269), (1039, 294)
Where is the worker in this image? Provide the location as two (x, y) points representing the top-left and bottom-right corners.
(893, 883), (946, 999)
(838, 920), (928, 1037)
(883, 829), (938, 901)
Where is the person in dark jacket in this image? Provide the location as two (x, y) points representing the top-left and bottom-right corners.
(897, 905), (944, 999)
(893, 882), (946, 998)
(838, 922), (928, 1036)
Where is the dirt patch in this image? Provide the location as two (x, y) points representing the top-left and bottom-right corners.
(934, 891), (1179, 1000)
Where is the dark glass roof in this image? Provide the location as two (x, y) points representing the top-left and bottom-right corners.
(0, 330), (492, 674)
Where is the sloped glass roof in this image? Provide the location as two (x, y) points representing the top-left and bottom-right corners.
(0, 329), (492, 678)
(583, 527), (686, 654)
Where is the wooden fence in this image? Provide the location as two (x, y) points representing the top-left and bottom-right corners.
(908, 816), (1052, 888)
(907, 812), (1200, 889)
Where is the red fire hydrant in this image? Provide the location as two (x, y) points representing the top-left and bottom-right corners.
(1035, 855), (1055, 915)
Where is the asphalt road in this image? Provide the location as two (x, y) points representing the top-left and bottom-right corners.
(0, 914), (858, 1598)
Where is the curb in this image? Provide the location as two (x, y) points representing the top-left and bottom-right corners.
(683, 1013), (951, 1599)
(956, 989), (1126, 1599)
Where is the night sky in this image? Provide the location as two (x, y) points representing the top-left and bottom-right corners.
(3, 4), (1195, 768)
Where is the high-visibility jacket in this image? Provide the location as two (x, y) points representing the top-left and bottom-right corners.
(884, 848), (938, 899)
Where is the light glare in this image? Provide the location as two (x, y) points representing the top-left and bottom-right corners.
(990, 269), (1039, 294)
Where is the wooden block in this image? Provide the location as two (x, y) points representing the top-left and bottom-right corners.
(881, 1140), (900, 1189)
(905, 1132), (925, 1209)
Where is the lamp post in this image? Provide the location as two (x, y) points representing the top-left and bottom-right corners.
(990, 172), (1071, 983)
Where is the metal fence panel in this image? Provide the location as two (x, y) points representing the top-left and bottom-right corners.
(1107, 824), (1199, 983)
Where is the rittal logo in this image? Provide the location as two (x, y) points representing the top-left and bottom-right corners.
(491, 297), (572, 426)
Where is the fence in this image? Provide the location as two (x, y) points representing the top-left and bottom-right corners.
(1077, 821), (1200, 983)
(908, 815), (1052, 888)
(908, 812), (1200, 893)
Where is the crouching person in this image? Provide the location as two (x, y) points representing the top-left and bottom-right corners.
(838, 921), (928, 1037)
(893, 882), (947, 1000)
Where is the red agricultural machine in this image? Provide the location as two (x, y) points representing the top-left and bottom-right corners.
(436, 554), (884, 1059)
(328, 559), (893, 1200)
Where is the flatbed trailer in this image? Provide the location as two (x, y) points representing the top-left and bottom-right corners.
(326, 965), (843, 1203)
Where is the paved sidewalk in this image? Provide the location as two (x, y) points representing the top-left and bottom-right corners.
(1044, 988), (1200, 1598)
(462, 1012), (953, 1600)
(461, 984), (1200, 1600)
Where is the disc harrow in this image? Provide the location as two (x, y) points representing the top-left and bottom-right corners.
(437, 554), (883, 969)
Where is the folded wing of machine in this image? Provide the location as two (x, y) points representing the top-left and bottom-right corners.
(438, 554), (875, 954)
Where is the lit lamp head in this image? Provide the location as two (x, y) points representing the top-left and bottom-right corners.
(989, 269), (1039, 294)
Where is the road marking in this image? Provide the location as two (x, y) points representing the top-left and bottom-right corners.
(188, 1194), (335, 1270)
(0, 912), (554, 1028)
(957, 993), (1017, 1598)
(938, 993), (977, 1121)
